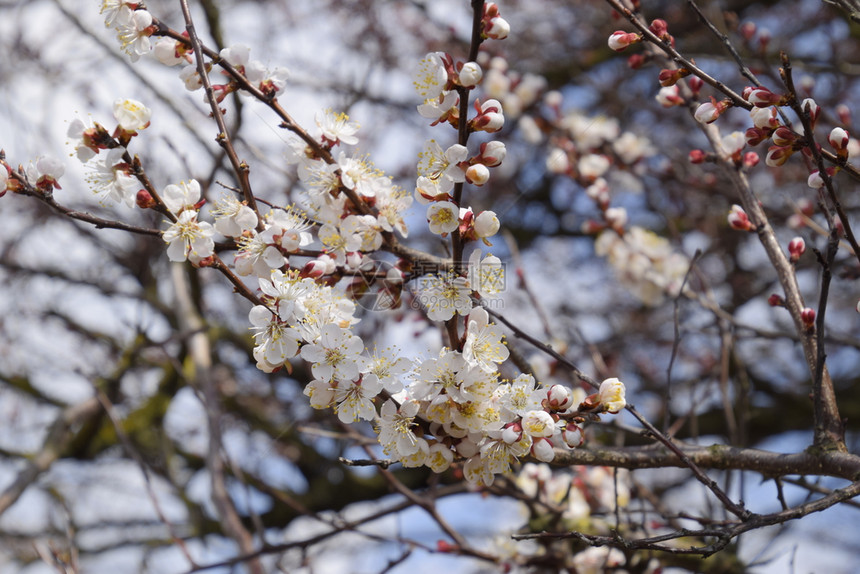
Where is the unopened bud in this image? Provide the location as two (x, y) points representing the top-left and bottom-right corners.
(477, 140), (506, 167)
(658, 67), (689, 87)
(728, 204), (752, 231)
(801, 307), (816, 328)
(608, 31), (641, 52)
(801, 98), (820, 128)
(768, 293), (785, 307)
(829, 127), (850, 155)
(788, 237), (806, 262)
(627, 53), (647, 69)
(745, 127), (769, 147)
(689, 149), (708, 164)
(136, 189), (156, 209)
(765, 145), (794, 167)
(694, 98), (731, 124)
(458, 61), (483, 88)
(545, 384), (574, 411)
(746, 87), (783, 108)
(772, 126), (798, 147)
(743, 152), (760, 167)
(465, 163), (490, 185)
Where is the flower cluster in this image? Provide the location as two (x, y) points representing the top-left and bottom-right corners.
(0, 2), (634, 491)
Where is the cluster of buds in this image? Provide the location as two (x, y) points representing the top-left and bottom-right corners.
(482, 3), (510, 40)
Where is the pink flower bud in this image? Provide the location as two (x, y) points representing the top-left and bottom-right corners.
(765, 145), (793, 167)
(688, 76), (704, 95)
(136, 189), (155, 209)
(746, 87), (783, 108)
(649, 19), (669, 39)
(728, 204), (752, 231)
(749, 106), (779, 130)
(801, 307), (816, 328)
(608, 31), (641, 52)
(465, 163), (490, 186)
(694, 98), (730, 124)
(485, 16), (510, 40)
(627, 54), (647, 69)
(836, 104), (851, 127)
(801, 98), (820, 128)
(788, 237), (806, 262)
(772, 126), (797, 147)
(658, 68), (688, 87)
(829, 127), (850, 152)
(655, 85), (683, 107)
(745, 127), (769, 147)
(743, 152), (760, 167)
(739, 21), (756, 41)
(476, 140), (506, 167)
(689, 149), (708, 164)
(545, 384), (574, 411)
(768, 293), (785, 307)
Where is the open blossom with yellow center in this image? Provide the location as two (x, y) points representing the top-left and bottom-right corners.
(426, 201), (460, 235)
(417, 140), (467, 193)
(413, 52), (449, 99)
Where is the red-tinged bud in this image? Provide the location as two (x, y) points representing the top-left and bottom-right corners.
(688, 76), (704, 95)
(746, 87), (784, 108)
(788, 237), (806, 262)
(300, 259), (329, 279)
(801, 307), (816, 329)
(829, 127), (850, 156)
(476, 140), (506, 167)
(798, 199), (815, 216)
(545, 384), (574, 411)
(608, 31), (641, 52)
(136, 189), (156, 209)
(739, 21), (756, 41)
(627, 53), (647, 69)
(689, 149), (708, 164)
(745, 127), (769, 147)
(836, 104), (851, 127)
(801, 98), (820, 128)
(768, 293), (785, 307)
(765, 145), (793, 167)
(772, 126), (798, 147)
(649, 19), (669, 38)
(580, 219), (607, 235)
(743, 152), (760, 168)
(658, 67), (690, 87)
(694, 97), (731, 124)
(728, 204), (752, 231)
(436, 540), (456, 553)
(758, 29), (771, 50)
(195, 255), (216, 268)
